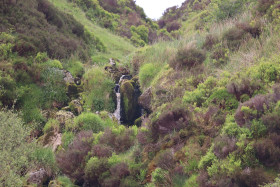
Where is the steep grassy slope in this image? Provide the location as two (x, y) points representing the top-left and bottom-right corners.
(49, 0), (135, 63)
(2, 0), (280, 186)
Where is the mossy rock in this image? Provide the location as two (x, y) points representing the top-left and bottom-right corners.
(67, 83), (83, 99)
(120, 79), (141, 125)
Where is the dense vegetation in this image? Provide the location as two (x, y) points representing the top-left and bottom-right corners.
(1, 0), (280, 186)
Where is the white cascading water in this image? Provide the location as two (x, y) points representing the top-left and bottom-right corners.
(113, 75), (126, 122)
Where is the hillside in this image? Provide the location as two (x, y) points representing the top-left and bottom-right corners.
(1, 0), (280, 186)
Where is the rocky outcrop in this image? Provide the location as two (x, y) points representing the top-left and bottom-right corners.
(27, 168), (49, 186)
(44, 132), (62, 152)
(120, 78), (141, 124)
(69, 99), (83, 115)
(139, 87), (153, 113)
(55, 110), (74, 125)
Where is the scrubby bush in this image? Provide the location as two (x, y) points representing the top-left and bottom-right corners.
(130, 25), (149, 45)
(0, 74), (17, 107)
(183, 76), (217, 107)
(211, 43), (230, 65)
(223, 27), (248, 50)
(166, 20), (181, 32)
(43, 118), (60, 133)
(254, 138), (280, 167)
(64, 59), (84, 78)
(235, 85), (280, 126)
(31, 147), (57, 174)
(99, 128), (135, 153)
(84, 157), (110, 185)
(41, 67), (68, 105)
(56, 131), (93, 184)
(213, 135), (237, 159)
(212, 0), (250, 21)
(45, 60), (63, 69)
(151, 168), (171, 186)
(72, 113), (104, 133)
(227, 78), (262, 101)
(92, 144), (113, 158)
(82, 67), (115, 112)
(257, 0), (276, 14)
(170, 44), (206, 70)
(207, 88), (238, 111)
(0, 110), (35, 186)
(203, 34), (219, 50)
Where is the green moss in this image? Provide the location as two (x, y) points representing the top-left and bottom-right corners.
(120, 79), (139, 124)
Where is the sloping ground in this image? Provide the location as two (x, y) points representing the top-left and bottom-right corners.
(49, 0), (135, 63)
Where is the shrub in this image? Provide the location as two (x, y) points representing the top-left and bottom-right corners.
(222, 27), (248, 50)
(73, 113), (104, 133)
(211, 44), (230, 65)
(61, 132), (75, 149)
(166, 21), (181, 32)
(236, 168), (271, 187)
(198, 147), (218, 169)
(130, 25), (149, 44)
(250, 120), (267, 138)
(41, 67), (68, 104)
(235, 85), (280, 126)
(0, 110), (35, 186)
(213, 135), (237, 159)
(56, 131), (93, 184)
(227, 78), (262, 101)
(151, 168), (170, 186)
(257, 0), (276, 14)
(84, 157), (110, 185)
(43, 118), (60, 133)
(64, 59), (84, 78)
(99, 128), (135, 153)
(110, 162), (130, 178)
(183, 76), (217, 107)
(207, 88), (238, 111)
(254, 138), (280, 167)
(31, 147), (57, 174)
(45, 59), (63, 69)
(82, 67), (115, 112)
(92, 144), (113, 158)
(0, 74), (17, 107)
(184, 174), (198, 187)
(170, 44), (206, 70)
(154, 150), (175, 170)
(203, 34), (218, 50)
(139, 63), (159, 89)
(212, 0), (249, 21)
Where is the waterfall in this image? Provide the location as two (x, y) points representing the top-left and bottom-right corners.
(113, 75), (126, 122)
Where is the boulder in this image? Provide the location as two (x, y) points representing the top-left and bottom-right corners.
(63, 70), (74, 84)
(138, 87), (153, 113)
(69, 99), (83, 115)
(55, 110), (74, 125)
(44, 132), (62, 152)
(27, 168), (49, 186)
